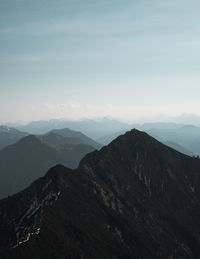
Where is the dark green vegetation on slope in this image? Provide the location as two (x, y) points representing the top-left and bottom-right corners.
(1, 130), (200, 258)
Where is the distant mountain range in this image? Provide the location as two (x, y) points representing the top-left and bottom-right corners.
(1, 119), (200, 199)
(48, 128), (102, 149)
(6, 114), (200, 137)
(1, 119), (200, 164)
(0, 126), (28, 150)
(12, 117), (134, 139)
(3, 118), (200, 154)
(1, 129), (200, 258)
(0, 128), (102, 198)
(98, 122), (200, 156)
(163, 140), (194, 157)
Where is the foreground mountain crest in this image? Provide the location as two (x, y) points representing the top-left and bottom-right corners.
(1, 129), (200, 258)
(0, 165), (68, 247)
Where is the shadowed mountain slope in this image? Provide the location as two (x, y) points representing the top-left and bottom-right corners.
(98, 124), (200, 156)
(164, 140), (194, 156)
(0, 126), (28, 150)
(0, 134), (96, 198)
(48, 128), (102, 149)
(1, 130), (200, 258)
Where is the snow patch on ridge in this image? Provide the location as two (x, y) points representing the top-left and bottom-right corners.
(132, 153), (152, 197)
(11, 189), (61, 248)
(190, 186), (195, 193)
(115, 227), (125, 246)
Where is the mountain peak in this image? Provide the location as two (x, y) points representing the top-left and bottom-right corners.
(102, 128), (164, 159)
(45, 163), (72, 178)
(80, 128), (198, 202)
(110, 128), (156, 145)
(18, 134), (41, 144)
(2, 129), (200, 258)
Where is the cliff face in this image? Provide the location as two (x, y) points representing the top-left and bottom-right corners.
(1, 129), (200, 258)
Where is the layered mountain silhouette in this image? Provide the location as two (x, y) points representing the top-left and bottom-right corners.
(15, 117), (134, 139)
(190, 136), (200, 155)
(47, 128), (102, 149)
(12, 118), (200, 155)
(0, 129), (101, 198)
(164, 140), (194, 157)
(98, 123), (200, 156)
(1, 129), (200, 258)
(0, 126), (28, 150)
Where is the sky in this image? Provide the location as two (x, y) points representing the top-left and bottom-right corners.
(1, 0), (200, 124)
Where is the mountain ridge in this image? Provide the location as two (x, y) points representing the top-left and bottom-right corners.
(1, 129), (200, 258)
(0, 131), (98, 198)
(0, 126), (28, 150)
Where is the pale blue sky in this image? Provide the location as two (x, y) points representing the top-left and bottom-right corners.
(1, 0), (200, 123)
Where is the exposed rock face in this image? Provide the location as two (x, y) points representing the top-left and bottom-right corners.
(0, 165), (66, 248)
(1, 129), (200, 258)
